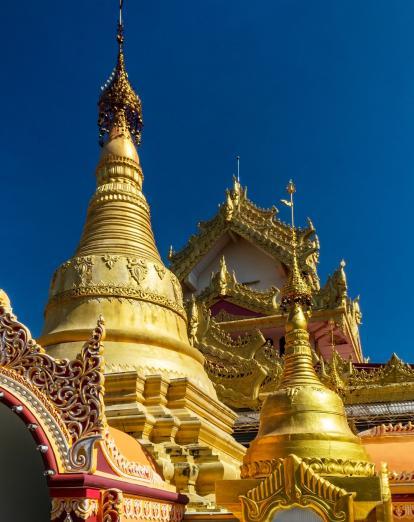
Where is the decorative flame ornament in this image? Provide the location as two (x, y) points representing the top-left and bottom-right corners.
(98, 0), (143, 146)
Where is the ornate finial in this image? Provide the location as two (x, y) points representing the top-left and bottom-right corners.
(98, 0), (143, 146)
(280, 181), (312, 310)
(188, 295), (199, 347)
(0, 289), (11, 312)
(236, 155), (240, 183)
(118, 0), (124, 45)
(168, 245), (175, 260)
(218, 255), (229, 295)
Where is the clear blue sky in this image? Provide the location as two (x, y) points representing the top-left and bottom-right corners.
(1, 1), (413, 362)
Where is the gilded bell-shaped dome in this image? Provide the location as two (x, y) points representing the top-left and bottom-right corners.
(39, 28), (215, 396)
(242, 187), (371, 478)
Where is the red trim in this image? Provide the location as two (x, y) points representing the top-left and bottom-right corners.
(392, 494), (414, 501)
(210, 299), (263, 318)
(49, 474), (188, 504)
(0, 386), (59, 473)
(49, 487), (100, 499)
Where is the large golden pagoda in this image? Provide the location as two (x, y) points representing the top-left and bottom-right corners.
(40, 24), (212, 394)
(38, 7), (244, 504)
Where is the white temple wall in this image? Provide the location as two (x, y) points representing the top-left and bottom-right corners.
(193, 235), (286, 292)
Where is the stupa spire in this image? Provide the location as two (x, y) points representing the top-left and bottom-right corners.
(74, 0), (160, 261)
(98, 0), (143, 146)
(240, 181), (370, 477)
(280, 180), (312, 310)
(279, 181), (318, 386)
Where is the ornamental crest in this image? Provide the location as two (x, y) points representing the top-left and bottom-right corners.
(103, 254), (119, 269)
(240, 454), (353, 522)
(73, 256), (94, 285)
(127, 258), (148, 284)
(154, 264), (166, 280)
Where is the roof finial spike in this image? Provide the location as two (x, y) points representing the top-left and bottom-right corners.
(98, 0), (143, 146)
(236, 155), (240, 183)
(117, 0), (124, 48)
(280, 181), (312, 312)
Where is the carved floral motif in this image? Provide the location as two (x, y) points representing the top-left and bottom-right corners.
(102, 431), (159, 483)
(46, 283), (186, 320)
(127, 258), (148, 284)
(103, 255), (120, 269)
(240, 454), (352, 522)
(154, 264), (166, 280)
(102, 489), (123, 522)
(393, 504), (414, 519)
(73, 256), (94, 285)
(240, 457), (375, 479)
(51, 498), (99, 520)
(0, 306), (106, 469)
(123, 498), (185, 522)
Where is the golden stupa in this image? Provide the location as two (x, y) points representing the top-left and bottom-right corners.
(39, 19), (214, 396)
(216, 183), (391, 522)
(38, 10), (244, 504)
(242, 180), (369, 474)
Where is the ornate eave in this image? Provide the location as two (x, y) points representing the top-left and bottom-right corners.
(239, 454), (354, 522)
(0, 295), (187, 521)
(170, 179), (320, 289)
(194, 258), (363, 369)
(197, 256), (279, 315)
(191, 295), (413, 414)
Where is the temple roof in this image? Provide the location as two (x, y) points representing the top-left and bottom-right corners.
(169, 178), (320, 289)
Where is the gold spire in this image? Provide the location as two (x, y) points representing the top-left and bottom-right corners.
(75, 4), (159, 261)
(98, 1), (143, 146)
(241, 181), (370, 478)
(40, 4), (216, 397)
(280, 180), (312, 311)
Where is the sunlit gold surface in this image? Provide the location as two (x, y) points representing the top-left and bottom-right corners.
(39, 17), (245, 507)
(170, 177), (321, 291)
(243, 302), (369, 477)
(243, 211), (368, 468)
(215, 188), (390, 521)
(40, 101), (215, 395)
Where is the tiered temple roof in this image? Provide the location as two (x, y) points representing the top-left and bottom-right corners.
(170, 178), (320, 290)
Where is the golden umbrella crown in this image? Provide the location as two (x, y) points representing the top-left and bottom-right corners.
(98, 18), (143, 146)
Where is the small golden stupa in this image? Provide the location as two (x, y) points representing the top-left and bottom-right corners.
(216, 182), (392, 522)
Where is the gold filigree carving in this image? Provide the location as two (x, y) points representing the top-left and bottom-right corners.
(98, 19), (143, 146)
(240, 457), (375, 479)
(188, 296), (199, 347)
(102, 431), (159, 483)
(127, 257), (148, 284)
(0, 306), (106, 469)
(103, 255), (120, 269)
(73, 256), (94, 286)
(393, 504), (414, 519)
(197, 257), (280, 314)
(102, 489), (124, 522)
(46, 283), (186, 320)
(170, 179), (319, 290)
(123, 497), (185, 521)
(154, 264), (166, 280)
(51, 498), (99, 521)
(240, 454), (353, 522)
